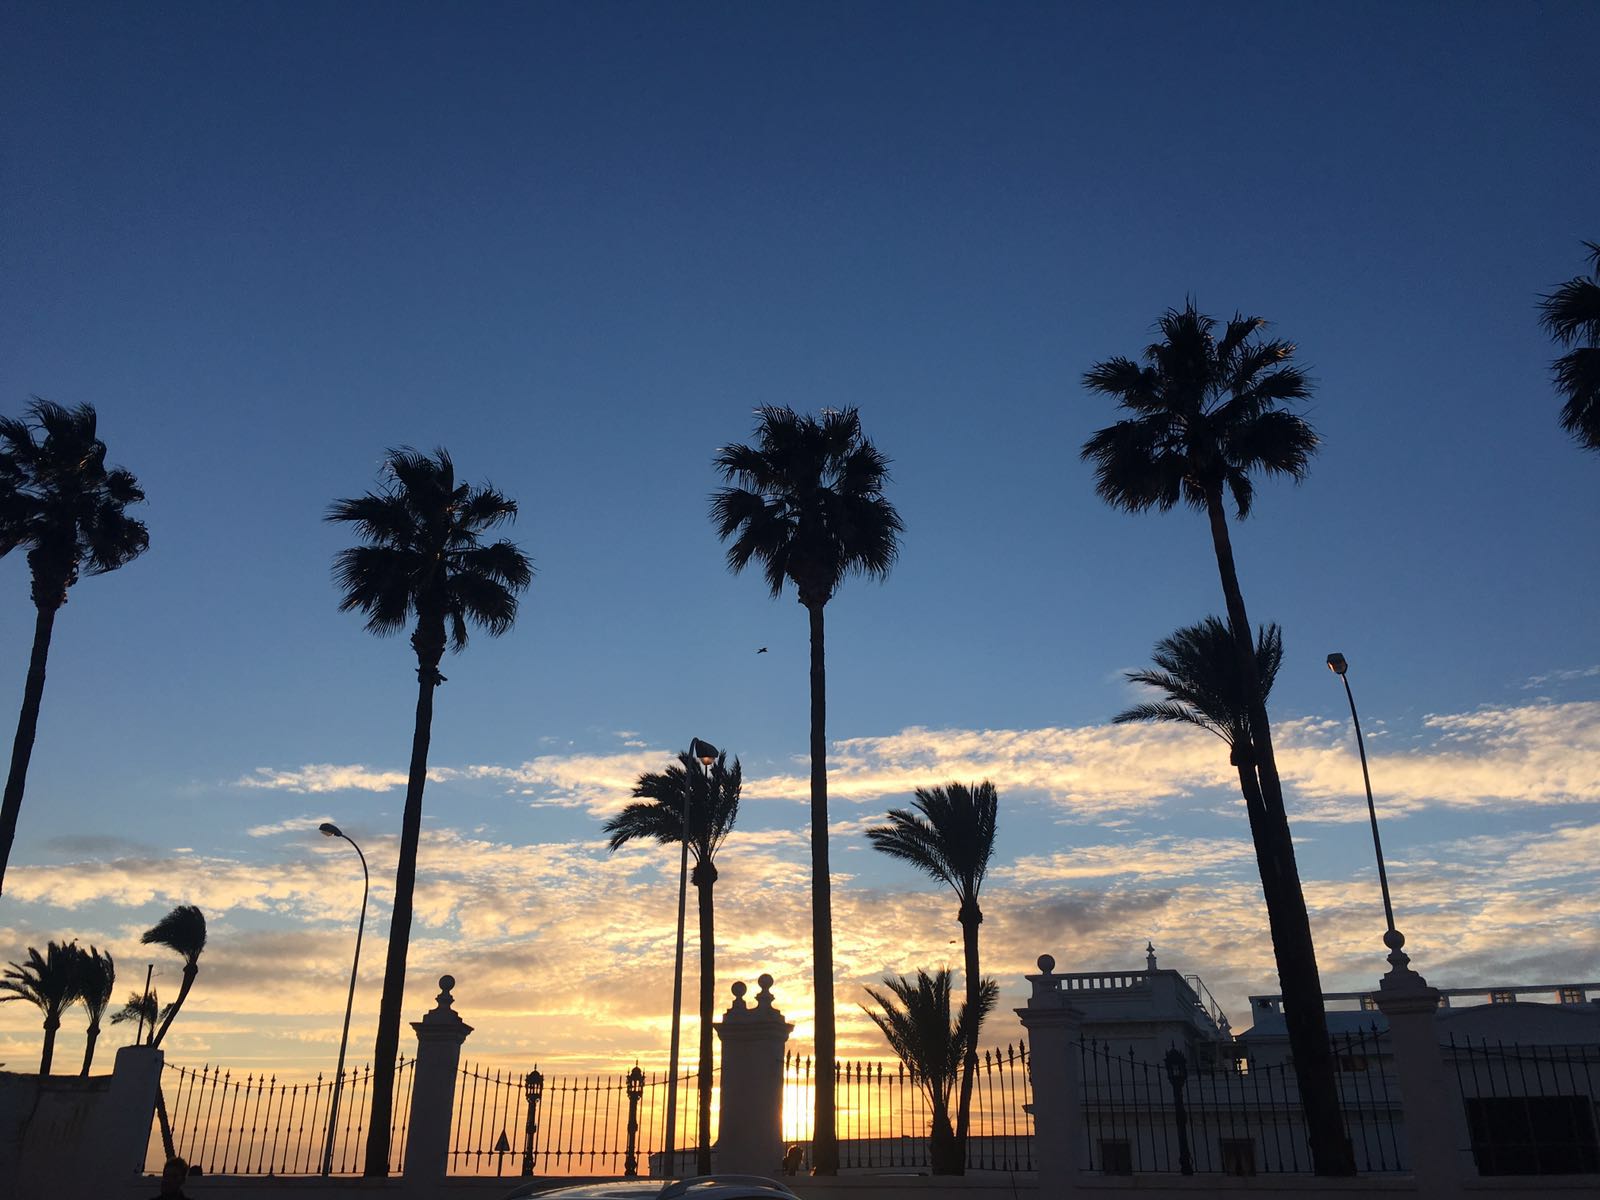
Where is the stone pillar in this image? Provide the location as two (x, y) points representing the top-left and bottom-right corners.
(84, 1044), (164, 1190)
(1016, 954), (1085, 1193)
(403, 974), (474, 1185)
(1372, 934), (1472, 1198)
(714, 974), (793, 1175)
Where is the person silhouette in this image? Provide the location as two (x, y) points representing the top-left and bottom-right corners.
(151, 1156), (190, 1199)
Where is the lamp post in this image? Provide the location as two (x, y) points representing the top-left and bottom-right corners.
(318, 822), (369, 1177)
(624, 1065), (645, 1177)
(521, 1068), (543, 1177)
(1326, 654), (1404, 956)
(1163, 1047), (1193, 1176)
(663, 737), (717, 1178)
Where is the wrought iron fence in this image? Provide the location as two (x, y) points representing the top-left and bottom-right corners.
(1447, 1036), (1600, 1176)
(1078, 1028), (1405, 1175)
(149, 1056), (415, 1175)
(447, 1062), (715, 1178)
(779, 1042), (1034, 1172)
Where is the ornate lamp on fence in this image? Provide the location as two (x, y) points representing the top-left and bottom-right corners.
(521, 1067), (544, 1177)
(625, 1064), (646, 1178)
(1163, 1047), (1194, 1176)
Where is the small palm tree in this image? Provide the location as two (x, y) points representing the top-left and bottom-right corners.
(329, 447), (532, 1178)
(862, 969), (997, 1175)
(1539, 241), (1600, 451)
(69, 944), (116, 1075)
(0, 401), (149, 893)
(711, 406), (902, 1174)
(142, 904), (206, 1047)
(866, 782), (998, 1172)
(0, 941), (83, 1074)
(1082, 305), (1352, 1175)
(109, 987), (166, 1044)
(604, 748), (741, 1175)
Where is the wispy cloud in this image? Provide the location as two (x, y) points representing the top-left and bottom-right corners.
(1522, 664), (1600, 688)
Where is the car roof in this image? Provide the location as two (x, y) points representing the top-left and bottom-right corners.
(505, 1175), (798, 1200)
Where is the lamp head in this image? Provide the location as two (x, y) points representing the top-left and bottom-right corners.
(689, 737), (719, 766)
(525, 1068), (544, 1101)
(1326, 653), (1348, 676)
(626, 1064), (644, 1098)
(319, 822), (343, 838)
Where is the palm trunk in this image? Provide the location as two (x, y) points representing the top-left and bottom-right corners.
(806, 600), (838, 1175)
(929, 1102), (959, 1174)
(152, 963), (197, 1047)
(39, 1013), (59, 1075)
(0, 602), (59, 895)
(80, 1020), (101, 1076)
(694, 862), (717, 1175)
(363, 661), (437, 1177)
(1205, 493), (1353, 1176)
(953, 903), (981, 1174)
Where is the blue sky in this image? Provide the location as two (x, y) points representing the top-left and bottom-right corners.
(2, 3), (1596, 1077)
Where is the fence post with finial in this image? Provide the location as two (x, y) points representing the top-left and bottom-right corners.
(714, 974), (794, 1175)
(402, 975), (474, 1186)
(1016, 953), (1085, 1193)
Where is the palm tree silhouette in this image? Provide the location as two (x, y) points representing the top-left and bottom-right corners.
(109, 987), (165, 1044)
(1081, 304), (1353, 1175)
(604, 748), (741, 1175)
(1, 941), (83, 1074)
(69, 944), (116, 1075)
(0, 401), (148, 893)
(862, 969), (997, 1175)
(866, 782), (998, 1173)
(711, 406), (901, 1173)
(1539, 241), (1600, 451)
(142, 904), (207, 1048)
(328, 447), (532, 1177)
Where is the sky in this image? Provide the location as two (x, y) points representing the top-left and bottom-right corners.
(1, 3), (1597, 1082)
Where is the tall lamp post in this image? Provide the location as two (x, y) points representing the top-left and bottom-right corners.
(663, 737), (717, 1177)
(1326, 654), (1405, 957)
(319, 822), (369, 1177)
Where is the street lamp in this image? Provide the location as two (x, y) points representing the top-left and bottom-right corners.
(1326, 654), (1404, 956)
(663, 738), (717, 1177)
(318, 822), (369, 1177)
(521, 1068), (544, 1177)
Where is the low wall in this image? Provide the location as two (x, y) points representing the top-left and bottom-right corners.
(1, 1068), (113, 1192)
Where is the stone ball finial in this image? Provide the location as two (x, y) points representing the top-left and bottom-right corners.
(439, 974), (456, 993)
(731, 980), (748, 1000)
(757, 973), (774, 991)
(1037, 954), (1056, 975)
(1382, 928), (1406, 951)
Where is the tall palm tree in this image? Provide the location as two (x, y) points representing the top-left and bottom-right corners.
(0, 941), (82, 1074)
(865, 782), (998, 1173)
(861, 969), (997, 1175)
(604, 748), (741, 1175)
(142, 904), (206, 1047)
(1081, 304), (1353, 1175)
(328, 447), (532, 1178)
(69, 943), (116, 1075)
(0, 401), (149, 893)
(711, 407), (902, 1173)
(1539, 241), (1600, 451)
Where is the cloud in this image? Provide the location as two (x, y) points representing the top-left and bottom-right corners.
(236, 764), (457, 793)
(1522, 664), (1600, 688)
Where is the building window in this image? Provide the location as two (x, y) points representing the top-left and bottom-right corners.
(1359, 995), (1379, 1011)
(1465, 1096), (1600, 1175)
(1220, 1138), (1257, 1176)
(1489, 990), (1516, 1004)
(1558, 987), (1586, 1005)
(1099, 1139), (1133, 1175)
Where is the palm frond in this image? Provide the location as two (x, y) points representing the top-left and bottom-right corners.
(141, 904), (207, 965)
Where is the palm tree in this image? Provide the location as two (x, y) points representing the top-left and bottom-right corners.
(865, 782), (998, 1173)
(604, 748), (741, 1175)
(109, 987), (165, 1044)
(328, 447), (532, 1177)
(141, 904), (206, 1047)
(1539, 241), (1600, 451)
(711, 407), (902, 1173)
(0, 941), (82, 1074)
(862, 969), (997, 1175)
(69, 944), (116, 1075)
(0, 401), (149, 893)
(1082, 304), (1353, 1175)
